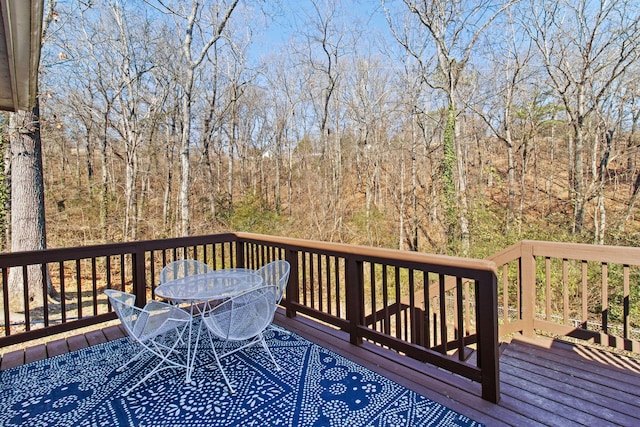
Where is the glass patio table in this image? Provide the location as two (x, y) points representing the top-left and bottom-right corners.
(155, 269), (263, 384)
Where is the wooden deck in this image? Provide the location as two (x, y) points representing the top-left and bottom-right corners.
(3, 312), (640, 427)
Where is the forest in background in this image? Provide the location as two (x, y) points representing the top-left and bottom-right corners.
(3, 0), (640, 259)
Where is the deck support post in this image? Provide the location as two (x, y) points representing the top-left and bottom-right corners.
(346, 258), (364, 346)
(234, 239), (245, 268)
(477, 270), (500, 403)
(285, 248), (299, 320)
(133, 248), (147, 307)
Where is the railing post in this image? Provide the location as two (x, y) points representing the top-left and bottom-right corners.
(235, 238), (245, 268)
(346, 257), (364, 346)
(133, 247), (147, 307)
(477, 270), (500, 403)
(285, 248), (299, 319)
(520, 242), (536, 338)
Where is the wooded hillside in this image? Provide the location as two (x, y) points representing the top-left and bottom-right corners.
(4, 0), (640, 257)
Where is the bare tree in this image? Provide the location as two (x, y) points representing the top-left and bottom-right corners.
(343, 54), (395, 245)
(469, 10), (535, 236)
(263, 53), (300, 216)
(293, 0), (356, 241)
(386, 0), (517, 255)
(525, 0), (640, 233)
(165, 0), (240, 236)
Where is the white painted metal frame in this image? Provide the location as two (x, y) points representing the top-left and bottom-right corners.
(154, 270), (263, 384)
(202, 284), (281, 393)
(257, 260), (291, 334)
(105, 289), (191, 396)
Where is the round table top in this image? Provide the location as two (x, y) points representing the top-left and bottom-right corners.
(155, 269), (262, 302)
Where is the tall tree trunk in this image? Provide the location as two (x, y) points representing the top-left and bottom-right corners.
(178, 0), (239, 236)
(573, 106), (586, 233)
(163, 123), (175, 230)
(442, 106), (457, 253)
(8, 101), (55, 312)
(180, 66), (195, 236)
(455, 116), (470, 256)
(411, 136), (418, 251)
(0, 134), (9, 251)
(100, 111), (109, 242)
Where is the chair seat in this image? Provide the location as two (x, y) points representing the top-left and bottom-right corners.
(135, 301), (191, 341)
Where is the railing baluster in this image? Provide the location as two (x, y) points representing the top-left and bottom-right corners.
(326, 255), (332, 316)
(21, 265), (30, 330)
(333, 257), (339, 317)
(581, 261), (588, 329)
(369, 262), (376, 328)
(75, 259), (82, 320)
(212, 244), (218, 269)
(545, 257), (551, 321)
(117, 254), (124, 294)
(457, 277), (464, 360)
(106, 256), (112, 290)
(408, 269), (416, 344)
(438, 273), (446, 352)
(2, 268), (9, 336)
(41, 263), (49, 327)
(91, 257), (98, 316)
(317, 254), (323, 313)
(501, 264), (508, 324)
(562, 259), (569, 325)
(423, 272), (431, 348)
(624, 265), (630, 340)
(394, 266), (401, 340)
(382, 265), (390, 336)
(602, 262), (608, 335)
(465, 280), (471, 335)
(149, 250), (156, 289)
(60, 261), (67, 323)
(220, 245), (226, 268)
(301, 252), (308, 306)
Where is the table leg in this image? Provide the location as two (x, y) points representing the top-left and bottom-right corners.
(184, 303), (196, 384)
(185, 302), (207, 385)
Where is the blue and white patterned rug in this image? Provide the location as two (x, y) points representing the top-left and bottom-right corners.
(0, 327), (482, 426)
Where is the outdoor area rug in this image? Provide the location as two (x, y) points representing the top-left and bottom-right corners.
(0, 327), (483, 427)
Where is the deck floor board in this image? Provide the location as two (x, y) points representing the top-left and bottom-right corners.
(24, 344), (47, 364)
(503, 346), (640, 408)
(3, 312), (640, 426)
(46, 338), (70, 358)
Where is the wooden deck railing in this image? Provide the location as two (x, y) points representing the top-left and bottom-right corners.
(0, 234), (240, 346)
(0, 232), (500, 402)
(237, 233), (499, 403)
(489, 240), (640, 353)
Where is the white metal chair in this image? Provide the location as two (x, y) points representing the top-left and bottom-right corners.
(105, 289), (191, 396)
(202, 285), (281, 393)
(159, 259), (213, 283)
(257, 260), (290, 333)
(257, 260), (290, 305)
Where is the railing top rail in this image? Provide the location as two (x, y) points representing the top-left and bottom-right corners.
(0, 233), (238, 268)
(0, 231), (497, 280)
(236, 232), (497, 278)
(489, 240), (640, 266)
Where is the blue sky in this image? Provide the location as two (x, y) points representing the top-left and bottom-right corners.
(252, 0), (392, 58)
